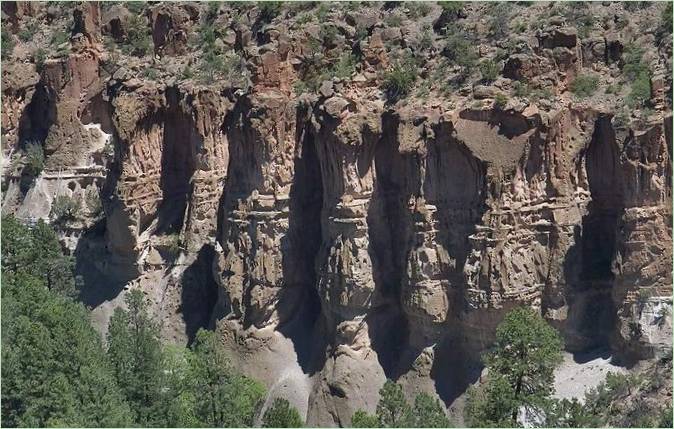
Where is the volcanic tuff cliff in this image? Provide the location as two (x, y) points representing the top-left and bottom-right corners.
(1, 1), (672, 426)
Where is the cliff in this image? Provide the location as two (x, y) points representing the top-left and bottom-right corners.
(1, 2), (672, 426)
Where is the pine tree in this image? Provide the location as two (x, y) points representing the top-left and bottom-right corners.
(1, 216), (131, 427)
(262, 398), (304, 428)
(107, 289), (165, 426)
(189, 329), (266, 427)
(376, 380), (413, 427)
(411, 392), (451, 427)
(465, 307), (563, 427)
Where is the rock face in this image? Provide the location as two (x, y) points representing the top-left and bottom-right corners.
(1, 2), (672, 427)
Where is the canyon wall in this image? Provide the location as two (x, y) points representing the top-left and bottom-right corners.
(2, 2), (672, 426)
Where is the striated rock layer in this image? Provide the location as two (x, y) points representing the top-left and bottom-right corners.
(2, 2), (672, 427)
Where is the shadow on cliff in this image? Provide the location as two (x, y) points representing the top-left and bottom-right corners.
(275, 106), (324, 374)
(562, 115), (624, 353)
(75, 218), (127, 307)
(180, 244), (219, 344)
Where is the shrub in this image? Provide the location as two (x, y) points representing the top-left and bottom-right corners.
(406, 2), (432, 19)
(85, 187), (102, 216)
(199, 50), (224, 81)
(663, 2), (673, 34)
(385, 12), (404, 27)
(489, 2), (511, 39)
(479, 59), (500, 82)
(123, 15), (151, 57)
(443, 31), (477, 69)
(320, 24), (339, 47)
(143, 67), (159, 80)
(51, 194), (80, 224)
(331, 53), (357, 80)
(165, 233), (182, 257)
(181, 65), (194, 80)
(259, 1), (283, 23)
(316, 2), (330, 21)
(439, 1), (464, 14)
(494, 93), (508, 109)
(18, 21), (39, 42)
(627, 72), (651, 107)
(24, 141), (44, 177)
(419, 25), (433, 50)
(1, 27), (15, 59)
(126, 1), (147, 14)
(33, 48), (47, 72)
(382, 60), (416, 101)
(570, 74), (599, 98)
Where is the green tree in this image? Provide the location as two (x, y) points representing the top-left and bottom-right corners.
(411, 392), (450, 427)
(262, 398), (304, 428)
(376, 381), (413, 427)
(1, 216), (131, 427)
(352, 409), (380, 427)
(465, 307), (563, 427)
(107, 289), (165, 426)
(189, 329), (266, 427)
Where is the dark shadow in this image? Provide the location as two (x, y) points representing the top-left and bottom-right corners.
(365, 111), (415, 378)
(157, 87), (198, 234)
(276, 106), (324, 373)
(562, 115), (624, 352)
(180, 244), (219, 344)
(75, 217), (128, 308)
(431, 334), (483, 406)
(572, 347), (612, 364)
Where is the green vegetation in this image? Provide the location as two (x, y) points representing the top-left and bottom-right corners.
(1, 216), (129, 426)
(381, 59), (417, 101)
(2, 26), (15, 59)
(570, 74), (599, 98)
(663, 2), (673, 34)
(50, 194), (81, 225)
(107, 290), (165, 425)
(465, 307), (563, 427)
(351, 381), (450, 427)
(489, 2), (511, 39)
(384, 12), (404, 28)
(439, 1), (464, 15)
(18, 21), (39, 42)
(33, 48), (47, 72)
(84, 187), (102, 217)
(2, 215), (295, 427)
(406, 2), (432, 19)
(260, 1), (283, 23)
(494, 92), (508, 109)
(165, 233), (182, 257)
(122, 15), (151, 57)
(23, 141), (44, 177)
(479, 59), (500, 82)
(443, 31), (478, 71)
(262, 398), (304, 427)
(622, 45), (652, 107)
